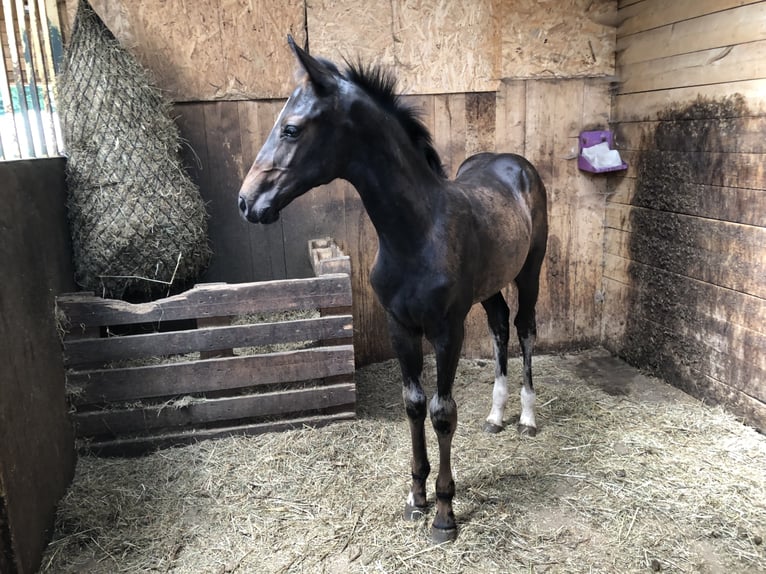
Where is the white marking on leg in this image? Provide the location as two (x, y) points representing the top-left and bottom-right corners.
(429, 394), (455, 417)
(519, 385), (536, 429)
(406, 491), (416, 506)
(486, 374), (508, 427)
(403, 383), (426, 407)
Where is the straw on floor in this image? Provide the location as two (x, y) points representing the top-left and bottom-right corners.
(41, 350), (765, 573)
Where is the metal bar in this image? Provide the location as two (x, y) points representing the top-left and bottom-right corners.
(37, 0), (63, 154)
(41, 0), (63, 75)
(3, 0), (35, 157)
(0, 22), (20, 159)
(15, 0), (47, 155)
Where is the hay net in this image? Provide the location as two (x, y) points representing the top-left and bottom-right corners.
(59, 0), (211, 300)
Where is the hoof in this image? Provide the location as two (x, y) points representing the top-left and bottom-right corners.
(404, 502), (428, 521)
(517, 424), (537, 437)
(483, 421), (504, 434)
(430, 525), (458, 544)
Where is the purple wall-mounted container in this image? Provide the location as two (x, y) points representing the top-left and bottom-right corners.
(578, 130), (628, 174)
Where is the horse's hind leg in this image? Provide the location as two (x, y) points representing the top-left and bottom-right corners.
(481, 292), (511, 433)
(388, 315), (430, 520)
(514, 252), (544, 437)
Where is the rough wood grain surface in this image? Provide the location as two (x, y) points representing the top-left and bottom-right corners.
(605, 1), (766, 430)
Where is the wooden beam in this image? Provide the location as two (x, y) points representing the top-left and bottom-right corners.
(74, 382), (356, 437)
(618, 0), (759, 38)
(58, 275), (352, 329)
(617, 39), (766, 95)
(69, 345), (355, 405)
(612, 79), (766, 122)
(63, 315), (353, 367)
(616, 2), (766, 66)
(78, 412), (356, 457)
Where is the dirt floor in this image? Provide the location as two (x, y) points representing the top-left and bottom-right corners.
(41, 348), (766, 573)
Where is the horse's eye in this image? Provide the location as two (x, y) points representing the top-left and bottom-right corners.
(282, 125), (301, 139)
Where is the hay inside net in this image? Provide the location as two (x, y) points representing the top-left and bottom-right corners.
(59, 1), (210, 300)
(41, 350), (766, 573)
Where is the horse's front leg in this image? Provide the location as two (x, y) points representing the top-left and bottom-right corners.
(427, 318), (464, 543)
(388, 316), (430, 520)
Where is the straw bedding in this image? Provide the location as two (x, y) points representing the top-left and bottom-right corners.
(41, 349), (765, 573)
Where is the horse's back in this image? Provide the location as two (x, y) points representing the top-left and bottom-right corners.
(456, 152), (547, 233)
(456, 153), (543, 197)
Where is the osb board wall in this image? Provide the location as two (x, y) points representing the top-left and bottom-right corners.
(66, 0), (616, 100)
(63, 0), (306, 100)
(308, 0), (616, 94)
(604, 0), (766, 429)
(0, 159), (76, 574)
(175, 77), (612, 365)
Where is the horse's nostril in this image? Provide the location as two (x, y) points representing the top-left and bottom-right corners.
(238, 196), (247, 214)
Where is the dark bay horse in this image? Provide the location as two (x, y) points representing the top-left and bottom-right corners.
(238, 36), (548, 543)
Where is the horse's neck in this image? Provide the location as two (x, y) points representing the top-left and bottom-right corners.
(345, 138), (441, 254)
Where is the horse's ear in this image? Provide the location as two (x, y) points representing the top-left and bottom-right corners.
(287, 34), (337, 96)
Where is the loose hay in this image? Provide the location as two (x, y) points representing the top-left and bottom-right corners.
(42, 349), (766, 573)
(59, 1), (210, 299)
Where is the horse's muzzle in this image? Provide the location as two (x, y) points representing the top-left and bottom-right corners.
(238, 195), (280, 224)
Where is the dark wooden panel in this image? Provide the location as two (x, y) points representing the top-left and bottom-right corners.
(63, 315), (354, 366)
(607, 206), (766, 297)
(69, 345), (355, 405)
(200, 101), (256, 283)
(604, 254), (766, 334)
(618, 311), (766, 428)
(0, 159), (76, 574)
(607, 269), (765, 401)
(58, 275), (352, 328)
(74, 382), (356, 436)
(608, 176), (766, 228)
(239, 100), (291, 280)
(615, 117), (766, 155)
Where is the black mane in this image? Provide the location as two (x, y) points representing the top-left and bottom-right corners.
(343, 61), (447, 179)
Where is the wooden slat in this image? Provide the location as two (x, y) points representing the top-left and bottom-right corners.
(618, 0), (760, 38)
(604, 208), (766, 298)
(78, 412), (356, 457)
(57, 275), (352, 329)
(634, 148), (764, 189)
(74, 382), (356, 437)
(604, 253), (766, 350)
(63, 315), (353, 367)
(614, 117), (766, 154)
(617, 39), (766, 95)
(495, 80), (527, 156)
(69, 345), (355, 405)
(607, 176), (766, 228)
(609, 288), (766, 404)
(616, 2), (766, 66)
(612, 79), (766, 122)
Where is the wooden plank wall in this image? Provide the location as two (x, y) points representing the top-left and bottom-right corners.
(176, 78), (613, 365)
(604, 0), (766, 429)
(0, 159), (76, 574)
(58, 0), (619, 366)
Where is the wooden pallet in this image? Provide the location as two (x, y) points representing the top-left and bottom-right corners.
(57, 242), (354, 456)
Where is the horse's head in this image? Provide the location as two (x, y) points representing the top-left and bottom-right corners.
(238, 35), (347, 224)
